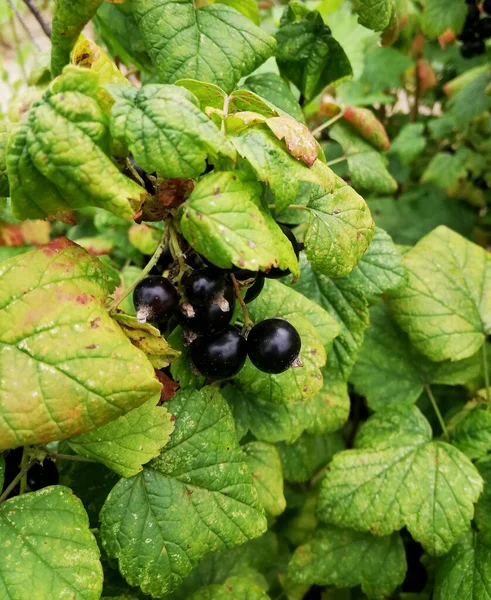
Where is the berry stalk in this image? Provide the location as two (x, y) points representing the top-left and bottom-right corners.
(230, 273), (253, 329)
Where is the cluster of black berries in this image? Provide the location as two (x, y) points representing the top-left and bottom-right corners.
(459, 0), (491, 59)
(133, 225), (302, 380)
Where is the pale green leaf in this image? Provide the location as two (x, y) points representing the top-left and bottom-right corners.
(100, 387), (267, 598)
(0, 122), (10, 198)
(388, 123), (427, 165)
(450, 402), (491, 461)
(288, 525), (406, 599)
(206, 0), (260, 24)
(448, 73), (491, 126)
(0, 239), (161, 450)
(189, 576), (270, 600)
(0, 455), (4, 489)
(302, 375), (350, 436)
(353, 0), (395, 31)
(278, 432), (344, 483)
(422, 0), (467, 39)
(181, 171), (299, 276)
(68, 397), (174, 477)
(386, 226), (491, 362)
(128, 223), (161, 255)
(304, 178), (375, 279)
(350, 303), (482, 410)
(0, 486), (103, 600)
(243, 73), (305, 123)
(318, 405), (483, 555)
(434, 531), (491, 600)
(243, 441), (286, 516)
(108, 84), (235, 179)
(236, 279), (340, 405)
(421, 149), (473, 195)
(330, 122), (397, 194)
(130, 0), (275, 93)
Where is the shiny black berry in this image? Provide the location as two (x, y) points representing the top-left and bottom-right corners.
(27, 459), (59, 492)
(245, 273), (265, 304)
(247, 318), (301, 374)
(265, 225), (301, 279)
(148, 244), (173, 275)
(133, 276), (179, 323)
(185, 252), (204, 269)
(479, 17), (491, 38)
(184, 268), (227, 305)
(465, 3), (480, 26)
(176, 284), (236, 335)
(461, 37), (485, 58)
(190, 326), (247, 379)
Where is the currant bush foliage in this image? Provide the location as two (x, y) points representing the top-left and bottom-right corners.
(1, 0), (491, 599)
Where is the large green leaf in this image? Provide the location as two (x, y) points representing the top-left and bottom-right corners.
(0, 486), (103, 600)
(275, 3), (352, 101)
(288, 525), (406, 599)
(7, 68), (145, 222)
(450, 401), (491, 461)
(301, 375), (350, 436)
(181, 171), (299, 276)
(475, 458), (491, 536)
(434, 531), (491, 600)
(189, 577), (270, 600)
(0, 239), (161, 450)
(236, 279), (340, 405)
(0, 122), (9, 198)
(350, 303), (482, 410)
(422, 0), (467, 39)
(388, 123), (427, 165)
(68, 397), (174, 477)
(353, 0), (395, 31)
(51, 0), (104, 76)
(386, 226), (491, 362)
(304, 179), (375, 279)
(243, 441), (286, 516)
(317, 405), (483, 555)
(243, 73), (305, 124)
(108, 84), (235, 179)
(129, 0), (275, 93)
(100, 387), (267, 598)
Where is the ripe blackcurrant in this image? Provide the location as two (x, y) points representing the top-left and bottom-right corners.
(185, 252), (204, 269)
(479, 17), (491, 38)
(265, 225), (301, 279)
(461, 37), (485, 58)
(190, 326), (247, 379)
(27, 459), (59, 492)
(465, 3), (480, 26)
(184, 268), (227, 305)
(176, 284), (236, 335)
(245, 273), (265, 304)
(133, 276), (179, 323)
(247, 318), (301, 374)
(148, 243), (173, 275)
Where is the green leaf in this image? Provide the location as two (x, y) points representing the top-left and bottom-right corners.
(0, 239), (161, 450)
(330, 122), (397, 194)
(275, 3), (352, 101)
(181, 171), (299, 276)
(361, 46), (413, 93)
(450, 401), (491, 461)
(243, 441), (286, 516)
(291, 255), (369, 381)
(421, 149), (473, 195)
(68, 397), (174, 477)
(353, 0), (395, 31)
(0, 122), (10, 197)
(128, 223), (160, 255)
(288, 525), (406, 599)
(0, 486), (103, 599)
(116, 265), (142, 316)
(317, 405), (483, 555)
(189, 576), (270, 600)
(108, 84), (235, 179)
(388, 123), (427, 165)
(347, 227), (407, 296)
(422, 0), (467, 39)
(304, 178), (375, 278)
(100, 387), (267, 598)
(236, 279), (340, 405)
(243, 73), (306, 124)
(129, 0), (275, 93)
(386, 226), (491, 362)
(302, 375), (351, 435)
(168, 327), (206, 389)
(278, 432), (344, 483)
(475, 457), (491, 536)
(350, 303), (483, 410)
(205, 0), (260, 24)
(448, 73), (491, 126)
(434, 531), (491, 600)
(51, 0), (104, 76)
(0, 455), (4, 489)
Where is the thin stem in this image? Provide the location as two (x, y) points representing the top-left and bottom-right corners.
(7, 0), (42, 51)
(424, 384), (448, 440)
(0, 457), (37, 504)
(326, 155), (347, 167)
(230, 274), (253, 328)
(107, 230), (168, 313)
(22, 0), (51, 38)
(168, 223), (187, 285)
(311, 111), (344, 138)
(19, 446), (30, 495)
(46, 452), (97, 463)
(482, 344), (490, 403)
(221, 95), (230, 133)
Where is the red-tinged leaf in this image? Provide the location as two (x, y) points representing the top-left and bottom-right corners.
(155, 370), (180, 403)
(75, 237), (114, 256)
(0, 219), (50, 246)
(128, 223), (161, 255)
(417, 59), (438, 94)
(343, 106), (391, 151)
(267, 116), (319, 167)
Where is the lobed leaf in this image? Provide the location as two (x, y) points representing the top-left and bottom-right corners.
(353, 0), (395, 31)
(243, 441), (286, 516)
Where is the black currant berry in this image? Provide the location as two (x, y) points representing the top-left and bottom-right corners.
(461, 37), (485, 57)
(479, 17), (491, 38)
(129, 155), (155, 195)
(184, 268), (227, 305)
(27, 459), (59, 492)
(133, 276), (179, 323)
(265, 225), (301, 279)
(484, 0), (491, 14)
(247, 318), (301, 374)
(245, 273), (265, 304)
(186, 252), (204, 270)
(176, 284), (236, 335)
(465, 3), (480, 26)
(190, 326), (247, 379)
(148, 244), (173, 275)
